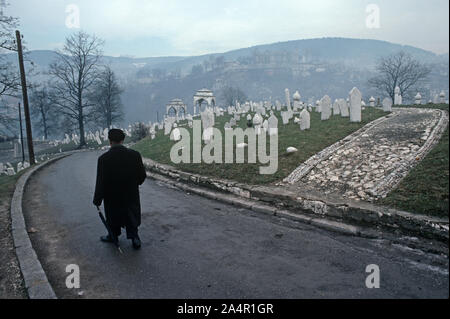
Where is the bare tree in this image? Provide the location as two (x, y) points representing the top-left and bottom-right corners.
(221, 86), (247, 106)
(30, 86), (59, 140)
(0, 7), (21, 97)
(1, 6), (37, 99)
(0, 61), (20, 97)
(89, 66), (124, 129)
(0, 105), (17, 136)
(0, 7), (20, 136)
(368, 51), (431, 102)
(49, 31), (104, 146)
(0, 3), (18, 51)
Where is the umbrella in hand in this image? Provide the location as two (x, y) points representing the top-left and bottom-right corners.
(97, 207), (123, 254)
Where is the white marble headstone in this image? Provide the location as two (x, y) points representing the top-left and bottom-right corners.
(320, 95), (332, 121)
(299, 109), (310, 131)
(268, 114), (278, 136)
(382, 97), (393, 112)
(332, 99), (340, 115)
(394, 86), (402, 105)
(349, 87), (362, 123)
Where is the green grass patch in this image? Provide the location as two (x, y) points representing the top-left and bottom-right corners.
(0, 171), (26, 205)
(379, 104), (449, 217)
(133, 108), (387, 184)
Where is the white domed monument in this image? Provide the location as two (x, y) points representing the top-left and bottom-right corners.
(166, 98), (187, 121)
(415, 93), (422, 105)
(293, 91), (302, 110)
(193, 89), (216, 115)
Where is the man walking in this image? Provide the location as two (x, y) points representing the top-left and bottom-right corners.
(93, 129), (147, 249)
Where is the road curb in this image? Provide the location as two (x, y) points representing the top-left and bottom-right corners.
(10, 154), (71, 299)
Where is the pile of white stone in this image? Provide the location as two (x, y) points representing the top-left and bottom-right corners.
(0, 161), (31, 176)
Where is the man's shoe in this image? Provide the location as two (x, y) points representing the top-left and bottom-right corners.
(100, 235), (117, 244)
(132, 236), (141, 250)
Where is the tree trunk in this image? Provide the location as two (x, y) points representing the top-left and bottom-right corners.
(40, 104), (48, 140)
(42, 111), (48, 140)
(106, 99), (112, 128)
(78, 101), (86, 147)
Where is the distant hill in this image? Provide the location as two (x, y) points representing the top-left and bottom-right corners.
(2, 37), (448, 125)
(170, 37), (441, 71)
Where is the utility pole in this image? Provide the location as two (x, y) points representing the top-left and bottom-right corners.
(15, 30), (35, 165)
(18, 102), (25, 162)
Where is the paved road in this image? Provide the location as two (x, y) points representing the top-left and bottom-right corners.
(23, 151), (448, 299)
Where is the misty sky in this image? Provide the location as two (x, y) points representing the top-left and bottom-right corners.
(4, 0), (449, 57)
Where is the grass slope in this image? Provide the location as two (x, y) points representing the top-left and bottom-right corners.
(133, 108), (387, 184)
(0, 171), (27, 298)
(379, 104), (449, 217)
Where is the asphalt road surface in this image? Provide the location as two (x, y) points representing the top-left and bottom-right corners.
(22, 151), (449, 299)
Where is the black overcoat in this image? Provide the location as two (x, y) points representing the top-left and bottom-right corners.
(93, 145), (147, 231)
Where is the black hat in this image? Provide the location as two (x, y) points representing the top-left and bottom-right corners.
(108, 129), (126, 143)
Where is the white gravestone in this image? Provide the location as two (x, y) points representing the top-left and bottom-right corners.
(315, 100), (321, 113)
(320, 95), (332, 121)
(253, 113), (263, 135)
(164, 120), (173, 136)
(299, 109), (310, 131)
(349, 87), (362, 123)
(170, 125), (181, 141)
(332, 99), (340, 115)
(382, 97), (393, 112)
(7, 167), (15, 176)
(275, 100), (282, 111)
(268, 113), (278, 136)
(338, 99), (349, 117)
(285, 89), (291, 110)
(394, 86), (402, 105)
